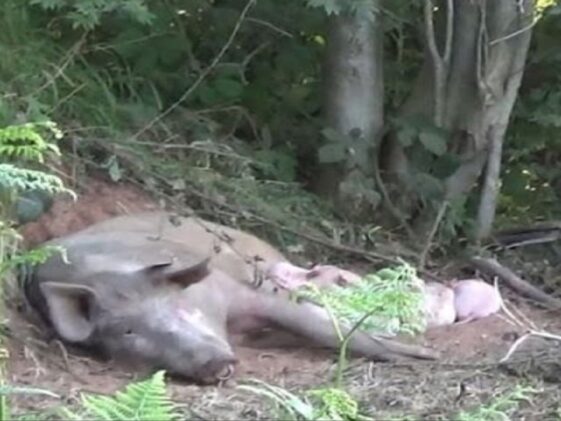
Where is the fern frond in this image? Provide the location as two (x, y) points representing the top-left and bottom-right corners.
(0, 122), (62, 163)
(81, 370), (181, 421)
(0, 164), (75, 198)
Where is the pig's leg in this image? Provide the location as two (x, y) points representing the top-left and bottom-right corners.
(252, 293), (438, 361)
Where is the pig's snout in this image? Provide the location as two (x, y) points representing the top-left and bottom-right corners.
(197, 354), (239, 384)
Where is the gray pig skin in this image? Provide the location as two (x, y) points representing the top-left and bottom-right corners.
(24, 211), (438, 383)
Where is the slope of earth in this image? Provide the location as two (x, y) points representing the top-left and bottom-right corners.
(6, 173), (561, 419)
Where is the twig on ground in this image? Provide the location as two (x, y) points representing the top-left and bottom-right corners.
(498, 294), (561, 363)
(23, 345), (46, 380)
(470, 256), (561, 309)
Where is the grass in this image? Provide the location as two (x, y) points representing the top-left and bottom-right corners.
(456, 384), (539, 421)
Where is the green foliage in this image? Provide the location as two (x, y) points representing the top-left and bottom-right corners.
(0, 122), (62, 162)
(308, 387), (371, 421)
(0, 121), (75, 225)
(4, 371), (182, 420)
(238, 379), (372, 421)
(66, 370), (180, 421)
(294, 263), (426, 336)
(455, 384), (538, 421)
(498, 5), (561, 225)
(28, 0), (154, 29)
(318, 127), (381, 210)
(0, 165), (70, 197)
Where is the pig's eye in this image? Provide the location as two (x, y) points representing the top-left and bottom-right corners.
(124, 329), (134, 335)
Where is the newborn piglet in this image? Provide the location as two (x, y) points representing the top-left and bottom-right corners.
(451, 279), (502, 324)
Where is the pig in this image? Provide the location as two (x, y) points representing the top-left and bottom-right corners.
(266, 262), (362, 290)
(267, 262), (455, 329)
(72, 211), (288, 287)
(23, 213), (438, 384)
(421, 282), (457, 327)
(451, 279), (502, 323)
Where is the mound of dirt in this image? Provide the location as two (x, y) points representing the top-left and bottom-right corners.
(20, 174), (160, 247)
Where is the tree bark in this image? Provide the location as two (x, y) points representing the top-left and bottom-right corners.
(315, 4), (383, 218)
(474, 0), (534, 241)
(382, 0), (534, 242)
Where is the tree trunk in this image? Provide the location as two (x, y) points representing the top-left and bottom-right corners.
(383, 0), (534, 244)
(315, 5), (384, 219)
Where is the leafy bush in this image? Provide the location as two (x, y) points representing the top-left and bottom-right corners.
(294, 262), (426, 336)
(0, 121), (74, 276)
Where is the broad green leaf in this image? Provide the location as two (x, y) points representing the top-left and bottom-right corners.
(396, 127), (416, 147)
(321, 127), (347, 144)
(214, 78), (244, 100)
(318, 143), (347, 164)
(419, 130), (446, 156)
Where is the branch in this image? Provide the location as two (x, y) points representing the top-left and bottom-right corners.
(424, 0), (448, 126)
(474, 125), (503, 242)
(489, 20), (537, 46)
(132, 0), (257, 139)
(476, 1), (491, 100)
(443, 0), (454, 65)
(86, 140), (409, 267)
(418, 200), (448, 269)
(470, 256), (561, 309)
(424, 0), (442, 66)
(372, 144), (416, 240)
(246, 17), (293, 38)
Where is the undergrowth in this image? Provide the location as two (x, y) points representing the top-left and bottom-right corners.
(294, 262), (426, 336)
(61, 370), (180, 421)
(237, 379), (544, 421)
(0, 120), (74, 420)
(456, 384), (539, 421)
(238, 379), (373, 421)
(5, 370), (181, 421)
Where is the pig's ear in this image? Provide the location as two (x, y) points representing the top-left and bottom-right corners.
(39, 282), (98, 343)
(146, 257), (211, 288)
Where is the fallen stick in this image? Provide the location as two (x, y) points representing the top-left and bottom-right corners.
(470, 256), (561, 309)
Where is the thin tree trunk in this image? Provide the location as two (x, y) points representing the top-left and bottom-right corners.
(382, 0), (534, 243)
(316, 4), (383, 218)
(475, 0), (534, 240)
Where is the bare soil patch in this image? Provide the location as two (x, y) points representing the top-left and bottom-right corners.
(7, 174), (561, 419)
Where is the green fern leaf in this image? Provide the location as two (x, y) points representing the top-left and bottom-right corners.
(81, 370), (181, 421)
(0, 164), (75, 198)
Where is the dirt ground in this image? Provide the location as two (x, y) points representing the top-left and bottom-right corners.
(6, 173), (561, 419)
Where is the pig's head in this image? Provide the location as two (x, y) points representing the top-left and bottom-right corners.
(38, 258), (237, 383)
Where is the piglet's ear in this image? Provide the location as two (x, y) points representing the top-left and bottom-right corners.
(144, 256), (211, 289)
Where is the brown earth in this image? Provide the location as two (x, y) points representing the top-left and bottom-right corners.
(5, 173), (561, 420)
